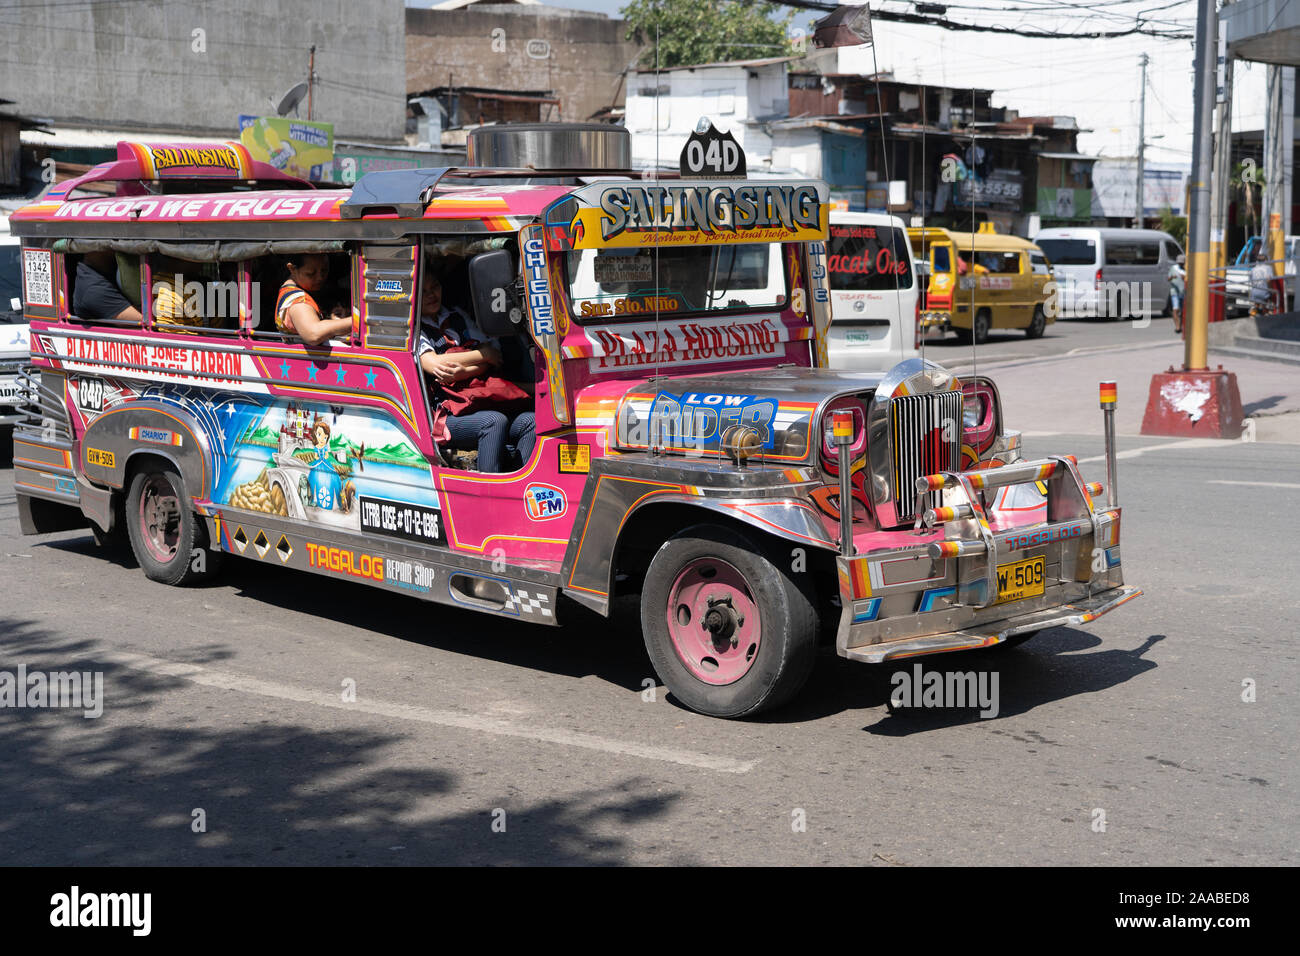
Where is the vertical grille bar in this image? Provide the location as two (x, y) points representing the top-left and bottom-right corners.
(890, 391), (962, 520)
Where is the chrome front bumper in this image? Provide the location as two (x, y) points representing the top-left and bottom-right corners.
(841, 584), (1142, 663)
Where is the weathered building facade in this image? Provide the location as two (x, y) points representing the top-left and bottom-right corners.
(407, 2), (643, 126)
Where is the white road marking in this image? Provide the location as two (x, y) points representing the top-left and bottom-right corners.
(1077, 438), (1230, 463)
(93, 650), (758, 774)
(1207, 480), (1300, 489)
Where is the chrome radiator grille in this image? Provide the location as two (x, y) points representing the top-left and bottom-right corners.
(890, 391), (962, 520)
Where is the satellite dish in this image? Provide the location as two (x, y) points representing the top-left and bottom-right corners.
(274, 82), (309, 117)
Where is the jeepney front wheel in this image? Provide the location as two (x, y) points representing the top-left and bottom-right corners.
(641, 524), (818, 718)
(125, 463), (221, 586)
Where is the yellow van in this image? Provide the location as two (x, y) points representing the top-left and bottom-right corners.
(908, 225), (1054, 344)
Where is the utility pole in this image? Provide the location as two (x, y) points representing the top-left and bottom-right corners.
(1135, 53), (1148, 229)
(1140, 0), (1242, 438)
(1209, 36), (1232, 322)
(307, 45), (316, 121)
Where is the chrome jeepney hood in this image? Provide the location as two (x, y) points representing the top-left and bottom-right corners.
(611, 366), (888, 465)
(610, 359), (967, 531)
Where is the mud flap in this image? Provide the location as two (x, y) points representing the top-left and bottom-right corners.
(17, 493), (88, 536)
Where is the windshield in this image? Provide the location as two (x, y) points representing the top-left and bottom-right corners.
(1036, 238), (1097, 266)
(0, 245), (24, 323)
(827, 224), (913, 291)
(564, 243), (785, 321)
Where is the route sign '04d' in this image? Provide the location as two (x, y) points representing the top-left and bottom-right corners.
(680, 120), (747, 179)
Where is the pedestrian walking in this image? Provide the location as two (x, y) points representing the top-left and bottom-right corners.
(1249, 252), (1275, 316)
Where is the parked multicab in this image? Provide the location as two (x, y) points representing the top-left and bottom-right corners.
(10, 126), (1140, 718)
(909, 224), (1054, 343)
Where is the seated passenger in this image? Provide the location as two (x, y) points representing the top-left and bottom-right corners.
(417, 268), (535, 473)
(150, 257), (208, 332)
(72, 251), (143, 323)
(276, 253), (352, 347)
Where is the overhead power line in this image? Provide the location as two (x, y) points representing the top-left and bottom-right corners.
(779, 0), (1193, 40)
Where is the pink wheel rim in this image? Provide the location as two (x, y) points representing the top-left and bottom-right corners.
(665, 557), (761, 686)
(138, 475), (181, 564)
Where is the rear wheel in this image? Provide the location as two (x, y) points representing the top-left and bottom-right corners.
(1025, 306), (1046, 339)
(125, 463), (220, 585)
(640, 524), (818, 718)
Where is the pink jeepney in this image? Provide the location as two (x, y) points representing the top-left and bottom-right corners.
(10, 127), (1139, 717)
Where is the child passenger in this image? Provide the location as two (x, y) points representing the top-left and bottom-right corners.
(276, 253), (352, 347)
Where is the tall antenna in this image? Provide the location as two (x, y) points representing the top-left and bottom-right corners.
(1135, 53), (1149, 228)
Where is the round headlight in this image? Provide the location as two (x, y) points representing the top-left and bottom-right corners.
(720, 424), (761, 464)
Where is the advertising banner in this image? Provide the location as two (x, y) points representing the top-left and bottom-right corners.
(237, 115), (334, 182)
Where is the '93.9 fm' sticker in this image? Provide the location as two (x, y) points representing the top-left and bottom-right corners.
(359, 496), (445, 545)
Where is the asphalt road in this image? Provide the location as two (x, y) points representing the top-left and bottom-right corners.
(921, 309), (1184, 369)
(1, 362), (1295, 865)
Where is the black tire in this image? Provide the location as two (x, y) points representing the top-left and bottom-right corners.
(996, 629), (1041, 649)
(640, 523), (818, 718)
(124, 463), (221, 585)
(1025, 306), (1046, 339)
(972, 309), (991, 345)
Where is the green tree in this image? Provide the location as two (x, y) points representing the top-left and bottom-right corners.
(621, 0), (795, 69)
(1229, 159), (1266, 241)
(1157, 206), (1186, 248)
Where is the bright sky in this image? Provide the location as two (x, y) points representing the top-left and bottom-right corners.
(410, 0), (1269, 165)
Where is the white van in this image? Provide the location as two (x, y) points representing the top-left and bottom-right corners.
(826, 211), (919, 369)
(1, 223), (30, 431)
(1033, 227), (1183, 319)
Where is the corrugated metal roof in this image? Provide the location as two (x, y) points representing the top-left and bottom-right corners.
(636, 56), (799, 73)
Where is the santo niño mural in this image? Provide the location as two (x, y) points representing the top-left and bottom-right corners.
(212, 398), (437, 532)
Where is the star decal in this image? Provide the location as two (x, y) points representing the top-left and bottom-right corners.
(334, 365), (348, 384)
(306, 364), (319, 382)
(364, 368), (378, 388)
(279, 361), (290, 379)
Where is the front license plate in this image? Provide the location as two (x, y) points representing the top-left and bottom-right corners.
(996, 555), (1045, 604)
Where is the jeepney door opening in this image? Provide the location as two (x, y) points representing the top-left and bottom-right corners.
(410, 236), (540, 476)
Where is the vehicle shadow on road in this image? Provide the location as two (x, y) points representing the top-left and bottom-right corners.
(922, 332), (1046, 349)
(756, 629), (1164, 730)
(213, 552), (660, 693)
(0, 617), (687, 865)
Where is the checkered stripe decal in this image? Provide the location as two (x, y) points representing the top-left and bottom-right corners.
(504, 588), (553, 618)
